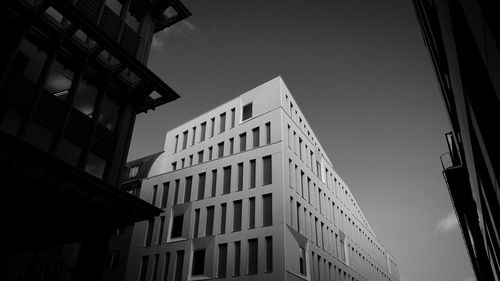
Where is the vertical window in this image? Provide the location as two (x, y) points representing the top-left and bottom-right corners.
(248, 238), (258, 275)
(234, 241), (241, 276)
(182, 130), (188, 150)
(161, 182), (169, 208)
(206, 206), (214, 236)
(317, 160), (321, 176)
(249, 197), (255, 229)
(198, 150), (204, 164)
(45, 59), (73, 101)
(230, 108), (236, 128)
(299, 138), (303, 159)
(310, 151), (314, 171)
(139, 256), (149, 281)
(237, 162), (243, 191)
(220, 203), (227, 234)
(263, 194), (272, 227)
(250, 159), (256, 188)
(144, 219), (154, 247)
(288, 125), (293, 149)
(211, 169), (217, 197)
(239, 133), (247, 152)
(208, 146), (213, 160)
(200, 122), (206, 141)
(152, 254), (160, 281)
(218, 142), (224, 158)
(233, 200), (242, 232)
(14, 39), (48, 84)
(173, 179), (180, 205)
(265, 236), (273, 272)
(265, 122), (271, 144)
(252, 127), (260, 148)
(181, 158), (185, 168)
(197, 173), (206, 200)
(163, 253), (171, 281)
(223, 166), (231, 194)
(189, 155), (193, 166)
(210, 117), (215, 137)
(192, 249), (205, 276)
(242, 103), (252, 121)
(217, 244), (228, 278)
(129, 166), (139, 178)
(171, 215), (183, 238)
(293, 131), (297, 153)
(172, 162), (177, 171)
(299, 246), (306, 275)
(220, 112), (226, 133)
(152, 185), (158, 206)
(174, 250), (184, 281)
(192, 127), (196, 146)
(193, 209), (200, 238)
(263, 155), (272, 185)
(229, 138), (234, 154)
(158, 216), (165, 245)
(297, 202), (301, 233)
(174, 135), (179, 153)
(184, 176), (192, 203)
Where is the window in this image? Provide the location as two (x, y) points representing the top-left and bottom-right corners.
(287, 125), (292, 148)
(145, 219), (154, 247)
(189, 155), (193, 166)
(208, 146), (213, 160)
(252, 127), (260, 148)
(299, 138), (303, 159)
(263, 155), (272, 185)
(192, 249), (205, 276)
(299, 246), (307, 275)
(139, 256), (149, 281)
(45, 59), (73, 101)
(173, 179), (180, 205)
(223, 166), (231, 195)
(200, 122), (206, 141)
(14, 39), (48, 84)
(152, 254), (160, 281)
(220, 203), (227, 234)
(266, 236), (273, 272)
(234, 241), (241, 276)
(174, 135), (179, 153)
(233, 200), (242, 232)
(316, 160), (321, 176)
(197, 173), (206, 200)
(217, 244), (228, 278)
(248, 239), (258, 275)
(198, 150), (204, 164)
(182, 130), (188, 150)
(193, 209), (200, 238)
(211, 169), (217, 197)
(157, 217), (165, 244)
(218, 142), (224, 158)
(229, 138), (234, 154)
(265, 122), (271, 144)
(129, 166), (139, 178)
(192, 127), (196, 146)
(242, 103), (252, 121)
(297, 202), (301, 233)
(237, 162), (243, 191)
(184, 176), (192, 203)
(210, 117), (215, 137)
(263, 194), (272, 227)
(206, 206), (214, 236)
(250, 159), (256, 188)
(172, 162), (177, 171)
(249, 197), (255, 229)
(163, 253), (171, 281)
(171, 215), (183, 238)
(174, 250), (184, 281)
(230, 108), (236, 128)
(181, 158), (185, 169)
(220, 112), (226, 133)
(239, 133), (246, 152)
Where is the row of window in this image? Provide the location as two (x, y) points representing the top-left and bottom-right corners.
(173, 103), (254, 154)
(285, 94), (319, 152)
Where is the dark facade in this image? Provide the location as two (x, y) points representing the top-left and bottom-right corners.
(413, 1), (500, 281)
(0, 0), (189, 280)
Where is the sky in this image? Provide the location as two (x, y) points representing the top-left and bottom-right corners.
(128, 1), (475, 281)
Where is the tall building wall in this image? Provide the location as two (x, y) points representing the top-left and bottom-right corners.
(124, 77), (399, 281)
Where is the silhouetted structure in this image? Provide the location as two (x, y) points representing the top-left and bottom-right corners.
(0, 0), (190, 280)
(413, 1), (500, 280)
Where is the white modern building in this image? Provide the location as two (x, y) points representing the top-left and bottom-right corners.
(122, 77), (400, 281)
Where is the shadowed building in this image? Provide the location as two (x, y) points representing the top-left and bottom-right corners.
(118, 77), (400, 281)
(413, 1), (500, 280)
(0, 0), (189, 280)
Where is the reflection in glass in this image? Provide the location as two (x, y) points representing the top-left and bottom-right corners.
(85, 153), (106, 179)
(45, 60), (74, 101)
(14, 39), (47, 84)
(73, 78), (98, 117)
(98, 94), (119, 130)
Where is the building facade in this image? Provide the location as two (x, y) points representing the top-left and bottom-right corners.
(0, 0), (189, 280)
(122, 77), (400, 281)
(413, 1), (500, 280)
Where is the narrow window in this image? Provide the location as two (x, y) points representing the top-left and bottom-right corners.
(265, 122), (271, 144)
(198, 150), (204, 164)
(163, 253), (170, 281)
(171, 215), (183, 238)
(189, 155), (193, 166)
(161, 182), (169, 208)
(152, 254), (160, 281)
(250, 159), (256, 188)
(263, 155), (272, 185)
(181, 158), (185, 168)
(220, 112), (226, 133)
(252, 127), (260, 148)
(217, 244), (228, 278)
(223, 166), (231, 194)
(293, 131), (297, 153)
(220, 203), (227, 234)
(144, 219), (154, 247)
(229, 138), (234, 154)
(182, 130), (188, 150)
(174, 179), (180, 205)
(208, 146), (213, 160)
(139, 256), (149, 281)
(174, 135), (179, 153)
(158, 216), (165, 245)
(237, 162), (243, 191)
(171, 162), (177, 171)
(193, 209), (200, 238)
(230, 108), (236, 128)
(265, 236), (273, 272)
(197, 173), (206, 200)
(263, 193), (272, 227)
(239, 133), (246, 152)
(174, 250), (184, 281)
(192, 126), (196, 146)
(218, 142), (224, 158)
(152, 185), (158, 206)
(211, 169), (217, 197)
(299, 246), (306, 275)
(129, 166), (139, 178)
(299, 138), (303, 159)
(206, 206), (214, 236)
(242, 103), (252, 121)
(288, 125), (292, 148)
(233, 200), (242, 231)
(297, 202), (301, 233)
(184, 176), (192, 203)
(192, 249), (205, 276)
(249, 197), (255, 229)
(210, 117), (215, 137)
(316, 160), (321, 177)
(248, 238), (258, 274)
(234, 241), (241, 276)
(200, 122), (206, 141)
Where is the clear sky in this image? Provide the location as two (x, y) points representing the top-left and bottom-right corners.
(128, 1), (475, 281)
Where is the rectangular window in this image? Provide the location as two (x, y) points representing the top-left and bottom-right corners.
(197, 173), (206, 200)
(139, 256), (149, 281)
(229, 138), (234, 154)
(192, 127), (196, 146)
(242, 103), (252, 121)
(299, 247), (306, 275)
(220, 112), (226, 133)
(189, 155), (193, 166)
(171, 215), (183, 238)
(129, 166), (139, 178)
(163, 253), (170, 281)
(250, 159), (256, 188)
(184, 176), (192, 203)
(317, 160), (321, 176)
(297, 202), (301, 233)
(231, 108), (236, 128)
(211, 169), (217, 197)
(210, 117), (215, 137)
(237, 162), (243, 191)
(239, 133), (246, 152)
(206, 206), (214, 236)
(218, 142), (224, 158)
(265, 236), (273, 272)
(161, 182), (169, 208)
(192, 249), (205, 276)
(208, 146), (213, 160)
(144, 219), (154, 247)
(299, 138), (303, 159)
(252, 127), (260, 148)
(152, 254), (160, 281)
(263, 155), (272, 185)
(181, 158), (185, 168)
(193, 209), (200, 238)
(263, 194), (272, 227)
(234, 241), (241, 276)
(249, 197), (255, 229)
(293, 131), (297, 153)
(198, 150), (204, 164)
(171, 162), (177, 171)
(217, 243), (228, 278)
(200, 122), (206, 141)
(233, 200), (242, 232)
(152, 185), (158, 206)
(182, 130), (188, 150)
(248, 239), (258, 275)
(158, 216), (165, 245)
(174, 179), (180, 205)
(220, 203), (227, 234)
(174, 250), (184, 281)
(287, 125), (292, 149)
(265, 122), (271, 144)
(223, 166), (231, 195)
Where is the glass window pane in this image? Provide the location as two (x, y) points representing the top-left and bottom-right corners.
(98, 93), (119, 130)
(73, 78), (98, 117)
(85, 153), (106, 179)
(14, 39), (47, 84)
(56, 138), (81, 166)
(45, 59), (74, 101)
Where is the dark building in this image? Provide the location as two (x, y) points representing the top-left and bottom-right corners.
(0, 0), (189, 280)
(413, 1), (499, 281)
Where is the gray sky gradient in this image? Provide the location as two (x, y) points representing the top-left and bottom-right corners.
(129, 1), (475, 280)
